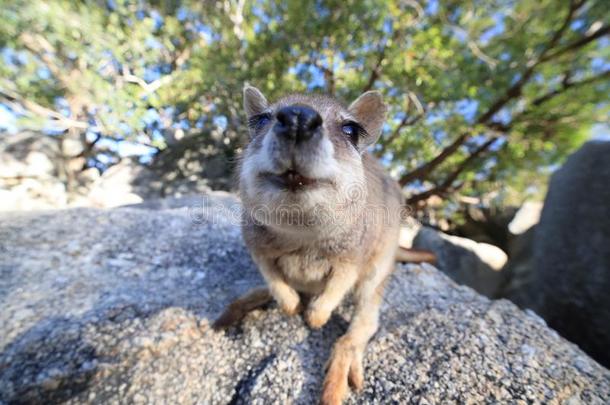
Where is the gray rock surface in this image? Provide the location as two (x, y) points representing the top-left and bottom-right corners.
(413, 227), (508, 297)
(0, 132), (68, 211)
(515, 140), (610, 368)
(0, 198), (609, 404)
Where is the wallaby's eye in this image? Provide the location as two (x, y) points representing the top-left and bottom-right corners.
(341, 124), (357, 136)
(341, 121), (365, 145)
(249, 113), (271, 130)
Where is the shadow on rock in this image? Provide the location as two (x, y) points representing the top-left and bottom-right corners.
(0, 316), (98, 404)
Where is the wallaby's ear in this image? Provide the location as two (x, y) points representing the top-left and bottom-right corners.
(348, 91), (387, 148)
(243, 85), (268, 118)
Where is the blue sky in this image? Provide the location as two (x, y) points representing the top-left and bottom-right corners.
(1, 0), (608, 168)
(0, 105), (17, 133)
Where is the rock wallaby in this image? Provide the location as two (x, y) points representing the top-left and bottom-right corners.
(214, 85), (434, 404)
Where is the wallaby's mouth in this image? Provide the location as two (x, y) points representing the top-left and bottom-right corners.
(260, 170), (332, 192)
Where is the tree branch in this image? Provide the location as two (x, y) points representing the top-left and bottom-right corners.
(474, 0), (585, 124)
(398, 0), (587, 187)
(447, 24), (499, 68)
(360, 2), (424, 94)
(307, 56), (335, 95)
(19, 33), (72, 87)
(378, 92), (426, 156)
(0, 89), (88, 129)
(406, 137), (499, 205)
(399, 133), (469, 186)
(531, 69), (610, 107)
(121, 66), (176, 98)
(540, 24), (610, 63)
(73, 133), (102, 159)
(377, 114), (423, 156)
(362, 50), (385, 92)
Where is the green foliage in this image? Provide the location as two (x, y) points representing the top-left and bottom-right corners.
(0, 0), (608, 208)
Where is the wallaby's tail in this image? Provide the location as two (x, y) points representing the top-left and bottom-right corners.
(395, 246), (436, 264)
(212, 287), (273, 331)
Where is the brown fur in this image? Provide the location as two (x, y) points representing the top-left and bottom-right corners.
(215, 86), (431, 404)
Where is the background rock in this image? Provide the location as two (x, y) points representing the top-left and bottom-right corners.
(507, 202), (543, 236)
(413, 227), (508, 297)
(143, 133), (237, 195)
(498, 225), (537, 302)
(0, 132), (60, 179)
(453, 204), (519, 251)
(85, 159), (158, 208)
(512, 141), (610, 368)
(1, 198), (608, 404)
(0, 132), (223, 211)
(496, 202), (544, 301)
(0, 132), (68, 210)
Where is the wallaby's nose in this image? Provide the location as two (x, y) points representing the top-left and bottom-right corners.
(275, 105), (322, 142)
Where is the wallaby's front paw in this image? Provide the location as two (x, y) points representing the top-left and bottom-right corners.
(305, 303), (331, 329)
(277, 290), (301, 316)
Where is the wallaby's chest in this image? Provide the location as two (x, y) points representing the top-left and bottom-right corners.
(276, 250), (332, 295)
